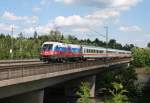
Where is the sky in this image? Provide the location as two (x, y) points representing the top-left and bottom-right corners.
(0, 0), (149, 47)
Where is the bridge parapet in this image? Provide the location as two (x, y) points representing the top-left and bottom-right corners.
(0, 58), (131, 88)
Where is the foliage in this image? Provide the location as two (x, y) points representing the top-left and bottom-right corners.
(96, 65), (138, 99)
(76, 82), (91, 103)
(104, 82), (130, 103)
(132, 48), (150, 67)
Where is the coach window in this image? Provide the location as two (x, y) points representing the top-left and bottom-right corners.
(97, 50), (99, 53)
(92, 49), (94, 53)
(85, 49), (87, 53)
(87, 49), (89, 53)
(90, 49), (92, 53)
(100, 50), (103, 53)
(89, 49), (91, 53)
(107, 51), (111, 53)
(84, 49), (86, 53)
(86, 49), (88, 53)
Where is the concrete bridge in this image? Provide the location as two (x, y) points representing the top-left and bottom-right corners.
(0, 59), (131, 103)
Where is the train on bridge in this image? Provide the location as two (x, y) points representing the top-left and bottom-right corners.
(40, 42), (131, 62)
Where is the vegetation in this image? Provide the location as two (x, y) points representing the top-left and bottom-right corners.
(96, 65), (138, 97)
(104, 82), (129, 103)
(132, 48), (150, 68)
(0, 30), (135, 60)
(96, 64), (143, 103)
(76, 82), (91, 103)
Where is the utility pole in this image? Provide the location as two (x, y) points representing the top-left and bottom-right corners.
(10, 25), (14, 59)
(104, 26), (108, 57)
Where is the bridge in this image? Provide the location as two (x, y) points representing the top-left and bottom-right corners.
(0, 58), (131, 103)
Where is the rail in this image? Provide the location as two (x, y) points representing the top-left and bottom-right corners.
(0, 59), (39, 64)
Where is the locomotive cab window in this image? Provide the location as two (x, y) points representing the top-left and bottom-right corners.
(42, 44), (53, 51)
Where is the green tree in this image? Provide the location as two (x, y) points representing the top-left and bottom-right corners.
(108, 39), (116, 49)
(76, 82), (91, 103)
(147, 42), (150, 48)
(123, 44), (135, 51)
(131, 48), (145, 67)
(104, 82), (129, 103)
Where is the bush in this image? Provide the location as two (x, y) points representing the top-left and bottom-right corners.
(132, 48), (150, 68)
(104, 82), (130, 103)
(76, 82), (91, 103)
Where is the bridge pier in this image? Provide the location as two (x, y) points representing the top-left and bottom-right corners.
(88, 75), (96, 98)
(64, 75), (96, 98)
(127, 63), (130, 67)
(0, 89), (44, 103)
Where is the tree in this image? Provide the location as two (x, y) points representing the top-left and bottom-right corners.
(67, 35), (79, 44)
(108, 39), (116, 49)
(18, 32), (24, 39)
(147, 42), (150, 48)
(104, 82), (129, 103)
(76, 82), (91, 103)
(131, 48), (145, 67)
(123, 44), (135, 51)
(33, 31), (38, 39)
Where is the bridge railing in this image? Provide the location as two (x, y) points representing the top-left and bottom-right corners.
(0, 58), (131, 81)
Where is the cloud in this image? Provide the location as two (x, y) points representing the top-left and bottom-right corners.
(40, 0), (51, 5)
(32, 6), (41, 12)
(32, 0), (52, 12)
(2, 11), (27, 21)
(27, 9), (120, 34)
(53, 15), (85, 27)
(54, 9), (119, 27)
(2, 11), (39, 24)
(23, 22), (54, 34)
(0, 23), (12, 31)
(49, 9), (120, 32)
(0, 23), (17, 31)
(52, 0), (142, 33)
(72, 27), (90, 32)
(55, 0), (142, 9)
(55, 0), (73, 4)
(119, 25), (143, 32)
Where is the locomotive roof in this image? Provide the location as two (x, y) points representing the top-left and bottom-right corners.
(43, 41), (80, 48)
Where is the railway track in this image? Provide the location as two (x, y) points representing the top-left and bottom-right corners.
(0, 59), (42, 67)
(0, 59), (39, 64)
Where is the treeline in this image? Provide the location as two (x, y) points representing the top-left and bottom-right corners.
(0, 30), (135, 60)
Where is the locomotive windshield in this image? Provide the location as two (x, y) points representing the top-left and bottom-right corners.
(42, 44), (53, 51)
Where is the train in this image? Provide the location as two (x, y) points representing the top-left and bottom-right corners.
(40, 41), (131, 62)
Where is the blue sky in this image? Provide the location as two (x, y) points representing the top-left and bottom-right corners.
(0, 0), (149, 47)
